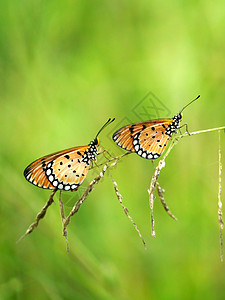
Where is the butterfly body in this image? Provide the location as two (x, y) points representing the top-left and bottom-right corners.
(113, 113), (183, 160)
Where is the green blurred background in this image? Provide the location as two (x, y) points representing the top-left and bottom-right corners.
(0, 0), (225, 299)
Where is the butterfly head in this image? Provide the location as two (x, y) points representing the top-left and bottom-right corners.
(174, 112), (182, 121)
(172, 113), (183, 129)
(93, 137), (100, 146)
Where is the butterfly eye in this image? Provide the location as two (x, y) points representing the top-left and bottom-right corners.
(93, 138), (100, 146)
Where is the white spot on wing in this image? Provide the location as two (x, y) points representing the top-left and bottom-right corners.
(135, 145), (139, 151)
(53, 180), (58, 187)
(58, 184), (63, 189)
(48, 175), (54, 182)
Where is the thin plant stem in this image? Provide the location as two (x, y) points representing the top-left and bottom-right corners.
(58, 191), (69, 252)
(180, 126), (225, 138)
(148, 125), (225, 237)
(109, 170), (146, 247)
(17, 189), (57, 243)
(148, 138), (178, 237)
(63, 162), (114, 233)
(218, 131), (224, 262)
(156, 182), (178, 221)
(148, 160), (166, 237)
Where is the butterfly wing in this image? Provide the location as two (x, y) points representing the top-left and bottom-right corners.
(112, 123), (140, 152)
(112, 119), (172, 154)
(24, 146), (91, 191)
(112, 120), (165, 152)
(133, 120), (173, 159)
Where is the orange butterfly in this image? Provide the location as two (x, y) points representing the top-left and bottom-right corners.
(112, 96), (200, 159)
(24, 118), (115, 191)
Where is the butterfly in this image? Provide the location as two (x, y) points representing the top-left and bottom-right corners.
(112, 95), (200, 159)
(24, 118), (115, 191)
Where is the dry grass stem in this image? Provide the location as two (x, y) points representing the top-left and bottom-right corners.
(148, 158), (167, 237)
(58, 191), (69, 252)
(148, 125), (225, 238)
(110, 172), (146, 247)
(63, 162), (112, 234)
(147, 141), (179, 237)
(156, 182), (178, 221)
(17, 189), (57, 243)
(218, 131), (224, 262)
(181, 126), (225, 138)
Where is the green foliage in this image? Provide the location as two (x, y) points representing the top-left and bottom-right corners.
(0, 1), (225, 299)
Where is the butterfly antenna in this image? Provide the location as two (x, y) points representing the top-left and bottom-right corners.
(179, 95), (200, 114)
(95, 118), (115, 138)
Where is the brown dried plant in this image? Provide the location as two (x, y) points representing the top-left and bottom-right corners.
(147, 126), (225, 260)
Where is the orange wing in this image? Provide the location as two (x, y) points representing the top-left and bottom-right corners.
(24, 146), (91, 191)
(112, 119), (172, 154)
(113, 122), (144, 152)
(133, 121), (173, 159)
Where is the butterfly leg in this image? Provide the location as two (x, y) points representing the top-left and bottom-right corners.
(179, 123), (190, 135)
(93, 160), (100, 168)
(103, 150), (114, 161)
(97, 148), (114, 160)
(97, 149), (115, 163)
(173, 135), (181, 142)
(89, 160), (99, 170)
